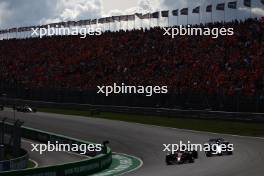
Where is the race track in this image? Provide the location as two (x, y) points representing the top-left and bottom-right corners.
(2, 109), (264, 176)
(22, 139), (87, 167)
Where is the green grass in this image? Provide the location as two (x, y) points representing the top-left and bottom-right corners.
(38, 108), (264, 137)
(27, 160), (36, 168)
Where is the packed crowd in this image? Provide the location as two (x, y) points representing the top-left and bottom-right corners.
(0, 18), (264, 96)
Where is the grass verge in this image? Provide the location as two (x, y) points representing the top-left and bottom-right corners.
(38, 108), (264, 137)
(27, 160), (37, 168)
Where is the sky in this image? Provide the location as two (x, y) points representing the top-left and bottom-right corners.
(0, 0), (264, 29)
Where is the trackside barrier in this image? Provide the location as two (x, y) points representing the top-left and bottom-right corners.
(0, 148), (29, 171)
(1, 124), (112, 176)
(1, 98), (264, 122)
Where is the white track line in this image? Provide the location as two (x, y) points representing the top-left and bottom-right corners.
(28, 158), (38, 168)
(113, 152), (143, 176)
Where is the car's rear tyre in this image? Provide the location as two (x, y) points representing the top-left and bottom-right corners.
(217, 152), (223, 156)
(189, 158), (194, 163)
(227, 151), (233, 155)
(206, 152), (212, 157)
(166, 161), (172, 165)
(192, 151), (198, 159)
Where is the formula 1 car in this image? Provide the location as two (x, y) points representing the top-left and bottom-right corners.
(14, 105), (37, 113)
(166, 150), (198, 165)
(204, 138), (233, 157)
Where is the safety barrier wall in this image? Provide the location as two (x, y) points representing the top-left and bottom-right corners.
(1, 98), (264, 122)
(0, 148), (29, 171)
(1, 124), (112, 176)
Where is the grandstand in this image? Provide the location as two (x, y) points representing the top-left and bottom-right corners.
(0, 1), (264, 112)
(0, 18), (263, 112)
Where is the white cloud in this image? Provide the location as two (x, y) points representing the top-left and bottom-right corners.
(105, 0), (160, 17)
(0, 0), (102, 29)
(160, 0), (188, 9)
(1, 0), (264, 29)
(58, 0), (102, 21)
(138, 0), (154, 12)
(252, 7), (264, 18)
(38, 0), (103, 24)
(0, 2), (11, 27)
(107, 9), (124, 16)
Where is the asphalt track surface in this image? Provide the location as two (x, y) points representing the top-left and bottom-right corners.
(1, 109), (264, 176)
(21, 139), (87, 167)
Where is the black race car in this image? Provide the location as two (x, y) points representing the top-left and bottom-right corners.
(204, 138), (233, 157)
(166, 150), (198, 165)
(14, 105), (37, 113)
(0, 105), (3, 111)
